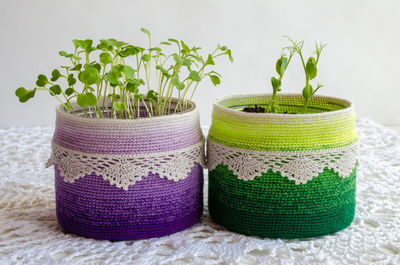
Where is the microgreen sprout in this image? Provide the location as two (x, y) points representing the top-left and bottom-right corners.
(15, 29), (232, 118)
(267, 47), (294, 113)
(285, 36), (327, 111)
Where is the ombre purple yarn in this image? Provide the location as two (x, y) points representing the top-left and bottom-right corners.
(55, 164), (203, 240)
(51, 101), (204, 240)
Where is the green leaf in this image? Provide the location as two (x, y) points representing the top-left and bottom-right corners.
(181, 41), (190, 53)
(73, 39), (89, 51)
(172, 76), (185, 90)
(65, 87), (75, 96)
(141, 54), (150, 62)
(226, 49), (233, 62)
(271, 77), (281, 91)
(24, 89), (36, 102)
(126, 80), (140, 93)
(15, 87), (36, 102)
(113, 101), (126, 111)
(188, 71), (201, 82)
(58, 50), (81, 60)
(302, 84), (313, 100)
(108, 94), (121, 99)
(99, 52), (113, 64)
(97, 42), (112, 52)
(210, 75), (221, 86)
(106, 72), (120, 87)
(51, 69), (62, 82)
(15, 87), (27, 97)
(182, 58), (191, 67)
(135, 93), (144, 100)
(146, 90), (158, 102)
(72, 39), (80, 48)
(75, 39), (95, 53)
(36, 74), (48, 87)
(86, 92), (97, 106)
(82, 39), (93, 51)
(276, 56), (288, 76)
(77, 92), (97, 107)
(122, 65), (135, 78)
(206, 54), (215, 65)
(173, 53), (184, 65)
(70, 64), (82, 71)
(77, 93), (86, 107)
(220, 45), (227, 51)
(141, 28), (150, 37)
(149, 47), (162, 52)
(78, 66), (100, 85)
(91, 63), (101, 72)
(160, 41), (171, 45)
(112, 64), (124, 73)
(156, 65), (171, 78)
(119, 45), (141, 57)
(306, 57), (317, 80)
(49, 85), (61, 95)
(173, 53), (191, 67)
(111, 65), (124, 79)
(103, 39), (126, 48)
(59, 51), (73, 58)
(67, 74), (76, 86)
(168, 38), (179, 46)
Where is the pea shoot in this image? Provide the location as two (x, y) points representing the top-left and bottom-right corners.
(263, 37), (327, 113)
(285, 36), (327, 112)
(267, 47), (294, 113)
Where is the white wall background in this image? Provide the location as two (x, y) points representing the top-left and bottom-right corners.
(1, 0), (399, 128)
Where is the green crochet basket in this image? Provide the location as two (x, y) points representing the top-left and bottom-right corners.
(207, 94), (358, 239)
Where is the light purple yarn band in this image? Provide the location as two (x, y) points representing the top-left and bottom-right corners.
(53, 103), (203, 154)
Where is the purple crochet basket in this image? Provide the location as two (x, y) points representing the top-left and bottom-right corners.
(47, 100), (204, 240)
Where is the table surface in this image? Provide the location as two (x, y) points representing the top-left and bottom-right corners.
(0, 118), (399, 265)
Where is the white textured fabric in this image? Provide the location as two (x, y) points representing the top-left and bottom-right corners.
(207, 140), (359, 184)
(0, 118), (400, 265)
(46, 141), (205, 190)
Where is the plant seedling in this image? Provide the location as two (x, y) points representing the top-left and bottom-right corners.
(285, 36), (327, 111)
(267, 47), (295, 113)
(243, 37), (327, 114)
(15, 29), (233, 119)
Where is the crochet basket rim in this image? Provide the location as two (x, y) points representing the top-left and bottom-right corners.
(55, 97), (197, 125)
(213, 93), (353, 118)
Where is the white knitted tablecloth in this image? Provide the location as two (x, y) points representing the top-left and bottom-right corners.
(0, 118), (399, 265)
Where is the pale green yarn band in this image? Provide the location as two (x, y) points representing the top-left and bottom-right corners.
(208, 94), (358, 151)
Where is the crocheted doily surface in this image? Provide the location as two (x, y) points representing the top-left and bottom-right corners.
(0, 118), (399, 264)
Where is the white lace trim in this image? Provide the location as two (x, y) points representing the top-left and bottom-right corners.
(46, 140), (205, 190)
(207, 139), (359, 184)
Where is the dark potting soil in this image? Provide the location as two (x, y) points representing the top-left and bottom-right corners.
(242, 105), (266, 113)
(241, 105), (298, 114)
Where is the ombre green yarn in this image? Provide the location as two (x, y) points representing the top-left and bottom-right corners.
(207, 94), (358, 238)
(208, 94), (358, 151)
(208, 165), (356, 239)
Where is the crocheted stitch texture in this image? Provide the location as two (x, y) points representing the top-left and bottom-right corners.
(209, 165), (356, 239)
(47, 100), (205, 240)
(208, 94), (358, 151)
(0, 119), (399, 264)
(207, 139), (358, 184)
(207, 94), (358, 238)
